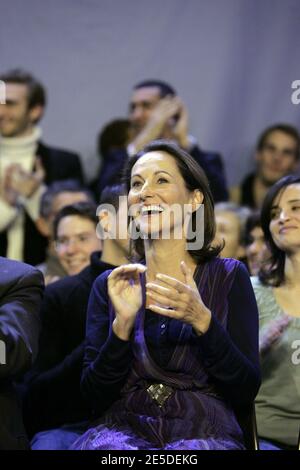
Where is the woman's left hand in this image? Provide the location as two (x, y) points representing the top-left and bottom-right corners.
(146, 261), (211, 335)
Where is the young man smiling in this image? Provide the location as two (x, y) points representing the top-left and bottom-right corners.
(0, 69), (83, 265)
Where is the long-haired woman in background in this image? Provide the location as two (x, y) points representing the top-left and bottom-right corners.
(252, 174), (300, 450)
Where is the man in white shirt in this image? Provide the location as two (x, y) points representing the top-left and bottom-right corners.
(0, 69), (83, 264)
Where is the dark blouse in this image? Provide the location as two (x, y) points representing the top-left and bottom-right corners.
(81, 261), (261, 415)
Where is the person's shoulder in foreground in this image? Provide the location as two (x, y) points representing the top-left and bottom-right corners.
(0, 257), (44, 450)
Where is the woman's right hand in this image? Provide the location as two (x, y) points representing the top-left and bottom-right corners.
(108, 264), (147, 340)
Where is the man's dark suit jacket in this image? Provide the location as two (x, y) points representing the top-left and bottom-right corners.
(0, 141), (84, 266)
(0, 257), (44, 450)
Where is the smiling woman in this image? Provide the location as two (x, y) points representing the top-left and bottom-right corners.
(128, 151), (204, 249)
(126, 141), (220, 265)
(251, 174), (300, 450)
(71, 140), (261, 451)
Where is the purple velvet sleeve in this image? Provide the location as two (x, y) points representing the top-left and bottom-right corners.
(81, 270), (134, 413)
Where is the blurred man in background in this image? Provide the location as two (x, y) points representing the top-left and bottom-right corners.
(97, 80), (228, 201)
(37, 180), (95, 283)
(230, 124), (300, 209)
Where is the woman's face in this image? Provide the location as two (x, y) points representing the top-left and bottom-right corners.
(269, 183), (300, 253)
(128, 151), (202, 239)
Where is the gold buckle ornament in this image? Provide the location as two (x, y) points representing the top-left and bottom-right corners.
(146, 383), (173, 407)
